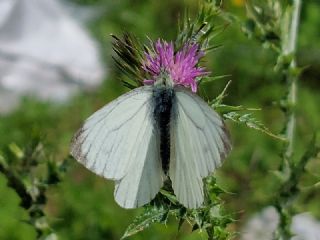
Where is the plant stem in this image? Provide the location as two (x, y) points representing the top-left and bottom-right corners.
(0, 162), (32, 209)
(276, 1), (301, 239)
(284, 0), (301, 161)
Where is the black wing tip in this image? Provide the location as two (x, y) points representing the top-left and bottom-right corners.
(70, 127), (88, 164)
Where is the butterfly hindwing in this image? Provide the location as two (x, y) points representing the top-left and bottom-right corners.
(114, 127), (163, 208)
(169, 87), (231, 208)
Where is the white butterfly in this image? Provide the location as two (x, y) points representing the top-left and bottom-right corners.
(71, 84), (231, 209)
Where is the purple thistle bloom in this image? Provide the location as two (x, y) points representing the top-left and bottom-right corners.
(142, 39), (208, 92)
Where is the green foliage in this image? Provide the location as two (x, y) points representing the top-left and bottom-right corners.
(273, 136), (319, 239)
(210, 81), (285, 140)
(241, 0), (320, 238)
(0, 135), (67, 239)
(122, 177), (233, 240)
(244, 0), (285, 51)
(121, 205), (169, 239)
(223, 111), (283, 140)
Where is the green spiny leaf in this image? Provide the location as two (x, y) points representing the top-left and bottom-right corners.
(214, 104), (261, 114)
(160, 189), (179, 205)
(121, 206), (169, 239)
(223, 111), (286, 141)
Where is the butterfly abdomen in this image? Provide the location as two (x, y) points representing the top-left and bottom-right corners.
(152, 87), (175, 173)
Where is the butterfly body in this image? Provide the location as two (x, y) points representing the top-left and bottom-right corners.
(152, 83), (175, 173)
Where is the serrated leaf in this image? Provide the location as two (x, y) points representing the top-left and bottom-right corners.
(121, 207), (169, 239)
(223, 111), (286, 141)
(160, 189), (179, 204)
(214, 104), (261, 114)
(199, 74), (231, 85)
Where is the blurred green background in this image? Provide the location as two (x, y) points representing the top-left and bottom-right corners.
(0, 0), (319, 239)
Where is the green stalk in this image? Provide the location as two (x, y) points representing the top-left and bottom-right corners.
(283, 0), (301, 161)
(276, 0), (301, 239)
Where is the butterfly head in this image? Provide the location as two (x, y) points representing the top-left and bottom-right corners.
(153, 70), (174, 89)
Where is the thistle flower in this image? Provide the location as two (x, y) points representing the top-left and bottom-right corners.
(142, 39), (208, 92)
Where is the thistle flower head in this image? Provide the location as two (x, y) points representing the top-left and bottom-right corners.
(142, 39), (208, 92)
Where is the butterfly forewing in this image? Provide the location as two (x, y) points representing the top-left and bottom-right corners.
(71, 86), (164, 208)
